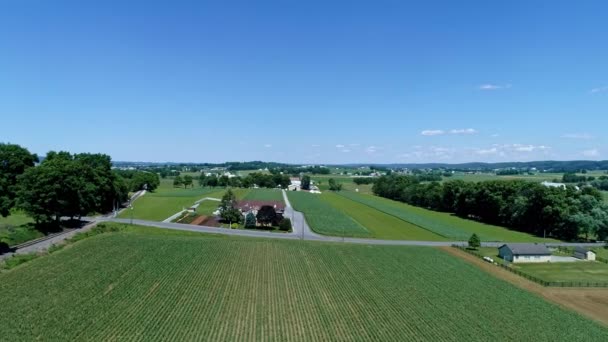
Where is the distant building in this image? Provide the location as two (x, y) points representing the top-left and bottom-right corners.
(541, 181), (580, 191)
(498, 243), (551, 263)
(235, 200), (285, 219)
(573, 247), (596, 261)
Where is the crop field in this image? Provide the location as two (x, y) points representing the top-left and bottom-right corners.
(322, 193), (445, 240)
(118, 187), (226, 221)
(243, 188), (284, 202)
(1, 227), (607, 340)
(336, 191), (555, 242)
(287, 192), (371, 238)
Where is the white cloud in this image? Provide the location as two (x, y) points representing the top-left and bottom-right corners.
(511, 144), (549, 152)
(450, 128), (478, 135)
(590, 86), (608, 93)
(421, 130), (445, 136)
(264, 144), (272, 148)
(475, 147), (498, 155)
(365, 146), (377, 154)
(582, 149), (599, 157)
(479, 84), (511, 91)
(561, 133), (594, 140)
(341, 149), (351, 153)
(335, 144), (345, 148)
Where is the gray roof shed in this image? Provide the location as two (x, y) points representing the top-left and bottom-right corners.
(499, 243), (550, 256)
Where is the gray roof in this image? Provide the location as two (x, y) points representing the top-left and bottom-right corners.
(574, 246), (591, 254)
(499, 243), (550, 256)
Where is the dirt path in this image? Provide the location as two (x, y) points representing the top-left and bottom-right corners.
(441, 247), (608, 327)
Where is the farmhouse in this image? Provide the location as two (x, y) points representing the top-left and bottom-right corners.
(574, 247), (596, 261)
(235, 200), (285, 218)
(541, 181), (580, 191)
(288, 177), (301, 191)
(498, 243), (551, 263)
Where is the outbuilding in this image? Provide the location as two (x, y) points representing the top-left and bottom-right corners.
(498, 243), (551, 263)
(574, 247), (596, 261)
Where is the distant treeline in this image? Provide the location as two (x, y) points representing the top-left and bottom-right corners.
(270, 166), (330, 176)
(372, 175), (608, 241)
(198, 172), (291, 189)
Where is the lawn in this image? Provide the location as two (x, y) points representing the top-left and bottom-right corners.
(337, 191), (557, 242)
(322, 192), (446, 241)
(0, 212), (42, 246)
(242, 188), (284, 202)
(118, 187), (226, 221)
(513, 262), (608, 283)
(602, 191), (608, 203)
(287, 191), (371, 238)
(1, 226), (607, 340)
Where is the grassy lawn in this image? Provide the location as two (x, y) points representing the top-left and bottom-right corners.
(513, 262), (608, 283)
(0, 212), (42, 246)
(602, 191), (608, 203)
(337, 192), (556, 242)
(118, 187), (226, 221)
(1, 225), (606, 340)
(322, 192), (446, 241)
(242, 188), (284, 202)
(287, 191), (371, 238)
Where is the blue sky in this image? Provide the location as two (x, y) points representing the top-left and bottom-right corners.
(1, 1), (606, 164)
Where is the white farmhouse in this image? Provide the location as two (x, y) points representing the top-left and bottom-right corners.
(498, 243), (551, 263)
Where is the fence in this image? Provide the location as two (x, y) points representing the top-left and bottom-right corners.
(452, 245), (608, 288)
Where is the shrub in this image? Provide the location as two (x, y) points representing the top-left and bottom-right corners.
(468, 233), (481, 249)
(244, 212), (256, 228)
(279, 218), (292, 232)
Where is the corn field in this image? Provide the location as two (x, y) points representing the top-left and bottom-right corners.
(1, 230), (607, 340)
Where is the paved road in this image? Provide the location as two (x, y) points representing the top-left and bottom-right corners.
(3, 189), (605, 259)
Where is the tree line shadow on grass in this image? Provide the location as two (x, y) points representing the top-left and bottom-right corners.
(0, 219), (91, 255)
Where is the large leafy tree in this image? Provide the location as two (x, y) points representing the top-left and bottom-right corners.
(219, 189), (241, 224)
(256, 205), (277, 226)
(301, 175), (311, 191)
(183, 175), (193, 189)
(0, 143), (38, 217)
(16, 151), (125, 224)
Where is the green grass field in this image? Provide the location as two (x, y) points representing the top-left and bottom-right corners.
(118, 187), (226, 221)
(513, 262), (608, 283)
(287, 191), (371, 238)
(337, 191), (556, 242)
(0, 212), (41, 246)
(243, 188), (284, 202)
(1, 226), (606, 340)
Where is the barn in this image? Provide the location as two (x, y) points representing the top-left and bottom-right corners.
(498, 243), (551, 263)
(573, 247), (596, 261)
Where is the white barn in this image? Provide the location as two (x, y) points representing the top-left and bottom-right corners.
(498, 243), (551, 263)
(574, 247), (596, 261)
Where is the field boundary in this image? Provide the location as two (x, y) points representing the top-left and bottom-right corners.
(453, 245), (608, 288)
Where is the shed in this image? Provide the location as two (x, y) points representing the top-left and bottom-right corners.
(573, 247), (596, 261)
(498, 243), (551, 263)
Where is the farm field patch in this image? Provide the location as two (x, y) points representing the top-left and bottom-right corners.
(287, 191), (371, 238)
(242, 188), (284, 202)
(322, 192), (445, 241)
(1, 227), (606, 340)
(337, 191), (556, 242)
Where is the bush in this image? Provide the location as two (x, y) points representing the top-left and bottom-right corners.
(279, 218), (292, 232)
(0, 241), (10, 254)
(468, 233), (481, 249)
(1, 253), (39, 270)
(244, 212), (256, 228)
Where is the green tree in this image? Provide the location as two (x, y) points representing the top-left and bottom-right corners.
(301, 175), (311, 190)
(183, 175), (193, 189)
(173, 175), (183, 188)
(244, 212), (256, 228)
(278, 218), (292, 231)
(328, 178), (342, 191)
(468, 233), (481, 249)
(0, 143), (38, 217)
(219, 189), (241, 225)
(256, 205), (277, 226)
